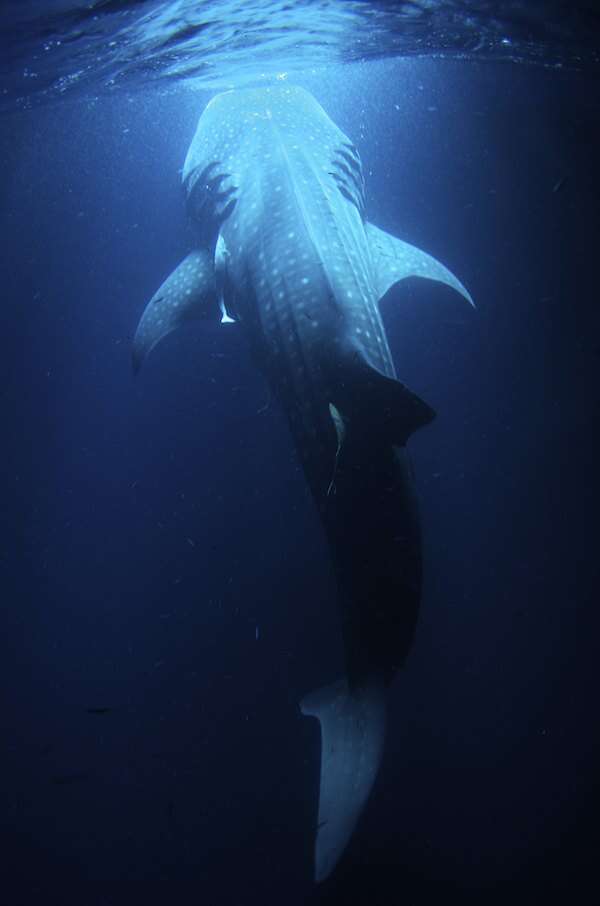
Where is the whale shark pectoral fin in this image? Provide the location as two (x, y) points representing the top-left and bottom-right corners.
(132, 249), (220, 373)
(301, 677), (386, 882)
(366, 221), (475, 308)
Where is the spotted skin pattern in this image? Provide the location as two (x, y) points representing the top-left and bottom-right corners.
(133, 248), (218, 372)
(178, 86), (472, 502)
(133, 84), (474, 883)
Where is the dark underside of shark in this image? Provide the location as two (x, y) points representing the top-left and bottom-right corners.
(133, 84), (473, 882)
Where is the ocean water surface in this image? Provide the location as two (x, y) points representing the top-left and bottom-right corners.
(1, 3), (599, 905)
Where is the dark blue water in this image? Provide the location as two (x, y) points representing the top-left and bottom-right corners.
(1, 17), (599, 906)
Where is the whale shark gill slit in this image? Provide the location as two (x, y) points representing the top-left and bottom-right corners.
(184, 161), (238, 243)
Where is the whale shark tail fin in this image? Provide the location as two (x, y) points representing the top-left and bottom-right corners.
(300, 677), (386, 882)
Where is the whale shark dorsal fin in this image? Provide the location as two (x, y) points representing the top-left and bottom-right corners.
(301, 677), (386, 882)
(366, 221), (475, 308)
(329, 346), (436, 447)
(132, 249), (220, 373)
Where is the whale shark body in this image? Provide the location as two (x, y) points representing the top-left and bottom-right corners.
(133, 85), (473, 881)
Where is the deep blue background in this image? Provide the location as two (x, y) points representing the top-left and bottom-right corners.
(1, 60), (599, 905)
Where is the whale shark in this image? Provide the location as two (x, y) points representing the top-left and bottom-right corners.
(133, 85), (473, 882)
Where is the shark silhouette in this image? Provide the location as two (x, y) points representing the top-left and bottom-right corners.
(133, 85), (473, 882)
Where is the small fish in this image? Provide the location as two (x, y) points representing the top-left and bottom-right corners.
(86, 707), (112, 715)
(552, 175), (567, 194)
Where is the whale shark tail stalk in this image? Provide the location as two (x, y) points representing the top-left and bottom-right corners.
(301, 677), (386, 882)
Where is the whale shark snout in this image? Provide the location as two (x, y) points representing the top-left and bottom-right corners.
(133, 84), (473, 881)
